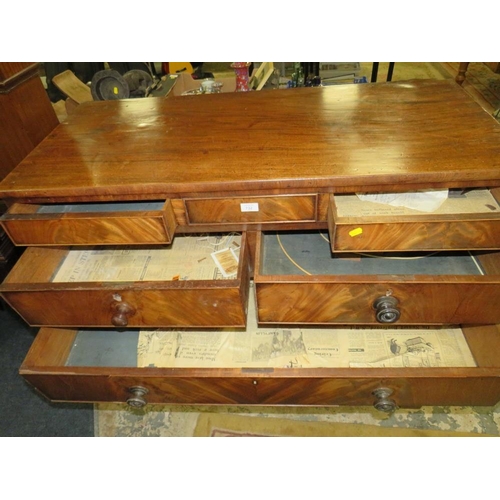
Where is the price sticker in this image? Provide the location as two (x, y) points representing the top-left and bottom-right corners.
(240, 202), (259, 212)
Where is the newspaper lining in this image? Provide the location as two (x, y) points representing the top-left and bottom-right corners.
(52, 234), (241, 283)
(137, 289), (476, 369)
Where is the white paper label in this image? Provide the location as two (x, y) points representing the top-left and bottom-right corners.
(240, 202), (259, 212)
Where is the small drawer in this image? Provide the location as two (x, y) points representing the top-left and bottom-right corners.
(254, 231), (500, 325)
(328, 189), (500, 252)
(0, 200), (177, 246)
(19, 324), (500, 409)
(185, 194), (317, 225)
(0, 233), (250, 328)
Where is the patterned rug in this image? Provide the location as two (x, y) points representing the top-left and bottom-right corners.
(95, 402), (500, 437)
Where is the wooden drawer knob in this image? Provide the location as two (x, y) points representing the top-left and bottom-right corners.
(372, 387), (398, 413)
(126, 386), (148, 408)
(373, 296), (400, 323)
(111, 300), (136, 327)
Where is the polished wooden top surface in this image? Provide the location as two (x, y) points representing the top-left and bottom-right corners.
(1, 79), (500, 202)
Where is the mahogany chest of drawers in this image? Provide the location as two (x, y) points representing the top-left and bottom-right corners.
(2, 79), (500, 412)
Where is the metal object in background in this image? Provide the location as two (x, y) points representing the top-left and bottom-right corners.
(91, 69), (130, 100)
(371, 62), (395, 82)
(123, 70), (153, 98)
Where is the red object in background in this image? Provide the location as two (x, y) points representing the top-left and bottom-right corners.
(231, 62), (251, 92)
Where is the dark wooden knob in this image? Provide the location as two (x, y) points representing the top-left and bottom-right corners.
(111, 301), (136, 327)
(126, 386), (148, 408)
(373, 296), (400, 323)
(372, 388), (397, 413)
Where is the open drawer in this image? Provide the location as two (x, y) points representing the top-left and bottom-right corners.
(19, 323), (500, 410)
(328, 189), (500, 252)
(0, 200), (177, 246)
(254, 231), (500, 325)
(0, 233), (249, 328)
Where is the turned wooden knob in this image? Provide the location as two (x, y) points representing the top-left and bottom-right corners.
(373, 296), (400, 323)
(111, 301), (136, 327)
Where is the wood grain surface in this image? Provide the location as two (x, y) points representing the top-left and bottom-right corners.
(0, 63), (58, 182)
(185, 194), (317, 224)
(1, 80), (500, 202)
(2, 200), (177, 245)
(254, 280), (500, 325)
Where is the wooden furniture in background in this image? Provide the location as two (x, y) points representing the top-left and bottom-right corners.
(0, 63), (58, 181)
(1, 80), (500, 411)
(51, 69), (93, 114)
(0, 63), (59, 280)
(456, 62), (500, 84)
(249, 62), (275, 90)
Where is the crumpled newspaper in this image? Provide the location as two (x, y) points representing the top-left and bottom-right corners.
(357, 189), (448, 212)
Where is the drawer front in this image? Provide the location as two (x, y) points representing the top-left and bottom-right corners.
(329, 219), (500, 252)
(329, 192), (500, 252)
(0, 234), (250, 328)
(255, 281), (500, 325)
(21, 369), (500, 408)
(1, 200), (177, 245)
(3, 287), (248, 327)
(185, 195), (317, 225)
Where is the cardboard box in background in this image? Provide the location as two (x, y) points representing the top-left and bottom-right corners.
(319, 62), (361, 81)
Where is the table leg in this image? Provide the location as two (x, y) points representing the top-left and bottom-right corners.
(456, 62), (469, 85)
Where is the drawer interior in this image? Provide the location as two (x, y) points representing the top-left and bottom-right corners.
(3, 233), (244, 285)
(8, 201), (167, 214)
(258, 231), (493, 277)
(63, 324), (484, 370)
(333, 188), (500, 219)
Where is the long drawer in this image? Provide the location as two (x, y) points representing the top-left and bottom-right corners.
(328, 189), (500, 252)
(254, 231), (500, 325)
(19, 324), (500, 409)
(0, 234), (250, 328)
(0, 200), (178, 246)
